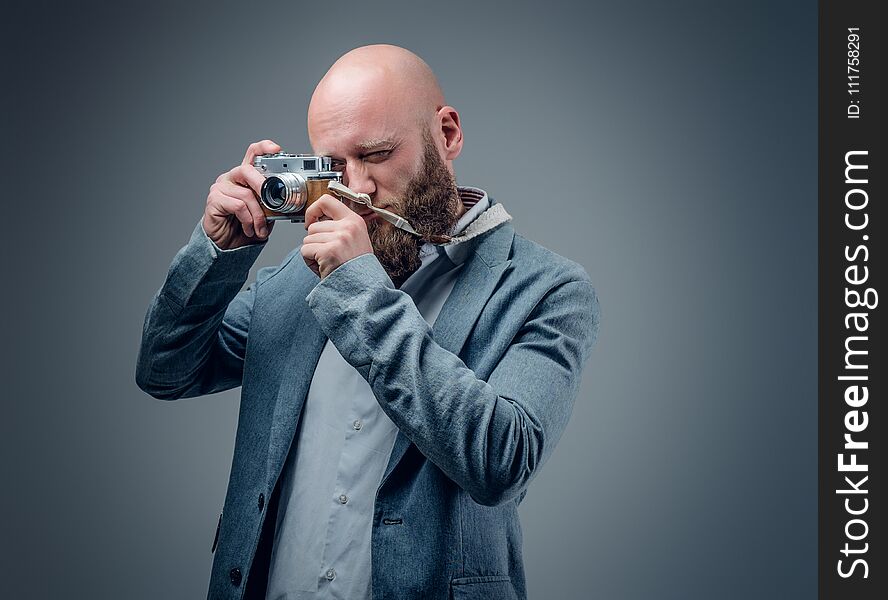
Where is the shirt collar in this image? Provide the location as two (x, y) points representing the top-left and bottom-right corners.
(417, 186), (491, 267)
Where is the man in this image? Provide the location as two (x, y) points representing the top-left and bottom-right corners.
(137, 45), (600, 600)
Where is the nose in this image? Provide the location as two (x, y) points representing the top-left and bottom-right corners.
(342, 161), (376, 199)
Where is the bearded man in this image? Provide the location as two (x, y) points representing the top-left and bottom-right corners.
(137, 44), (600, 600)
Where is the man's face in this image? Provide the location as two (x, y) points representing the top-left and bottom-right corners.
(309, 95), (462, 283)
(362, 132), (463, 283)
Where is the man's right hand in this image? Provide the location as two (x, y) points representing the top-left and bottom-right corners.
(203, 139), (281, 250)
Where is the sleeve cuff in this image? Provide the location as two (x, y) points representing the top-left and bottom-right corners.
(160, 220), (267, 310)
(305, 252), (394, 366)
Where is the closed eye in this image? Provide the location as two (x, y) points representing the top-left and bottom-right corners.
(329, 147), (394, 171)
(362, 149), (393, 162)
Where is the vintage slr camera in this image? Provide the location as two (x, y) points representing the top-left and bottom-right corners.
(252, 153), (342, 221)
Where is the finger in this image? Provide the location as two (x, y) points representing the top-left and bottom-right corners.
(217, 179), (257, 203)
(229, 164), (267, 197)
(305, 219), (340, 234)
(302, 231), (340, 245)
(214, 195), (256, 237)
(304, 194), (352, 228)
(300, 243), (321, 276)
(242, 139), (281, 166)
(218, 180), (269, 238)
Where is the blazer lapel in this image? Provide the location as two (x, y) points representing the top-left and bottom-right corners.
(261, 264), (329, 482)
(381, 221), (515, 485)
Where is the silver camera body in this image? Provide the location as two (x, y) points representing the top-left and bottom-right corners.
(252, 153), (342, 221)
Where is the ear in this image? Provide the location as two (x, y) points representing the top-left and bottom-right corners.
(435, 105), (463, 161)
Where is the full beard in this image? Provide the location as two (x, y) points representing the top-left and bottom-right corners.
(367, 135), (463, 287)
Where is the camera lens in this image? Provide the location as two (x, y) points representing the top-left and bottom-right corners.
(260, 173), (306, 213)
(267, 180), (287, 208)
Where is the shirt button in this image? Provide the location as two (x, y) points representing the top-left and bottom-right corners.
(338, 494), (348, 504)
(258, 493), (265, 512)
(229, 567), (242, 586)
(353, 419), (363, 430)
(325, 568), (336, 581)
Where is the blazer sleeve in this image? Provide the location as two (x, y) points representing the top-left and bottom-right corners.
(135, 221), (272, 400)
(306, 251), (600, 506)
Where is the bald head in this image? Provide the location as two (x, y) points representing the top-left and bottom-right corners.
(306, 44), (464, 206)
(307, 45), (448, 153)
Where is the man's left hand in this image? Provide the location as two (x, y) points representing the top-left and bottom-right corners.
(301, 194), (374, 279)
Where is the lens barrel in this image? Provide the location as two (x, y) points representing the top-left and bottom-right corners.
(260, 173), (307, 213)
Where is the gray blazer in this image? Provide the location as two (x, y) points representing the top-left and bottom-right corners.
(136, 198), (600, 600)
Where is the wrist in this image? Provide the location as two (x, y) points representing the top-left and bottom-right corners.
(201, 220), (266, 252)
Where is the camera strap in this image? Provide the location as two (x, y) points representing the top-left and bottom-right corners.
(327, 181), (420, 235)
(326, 180), (512, 246)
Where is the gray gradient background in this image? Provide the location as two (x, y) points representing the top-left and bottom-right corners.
(3, 0), (816, 598)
